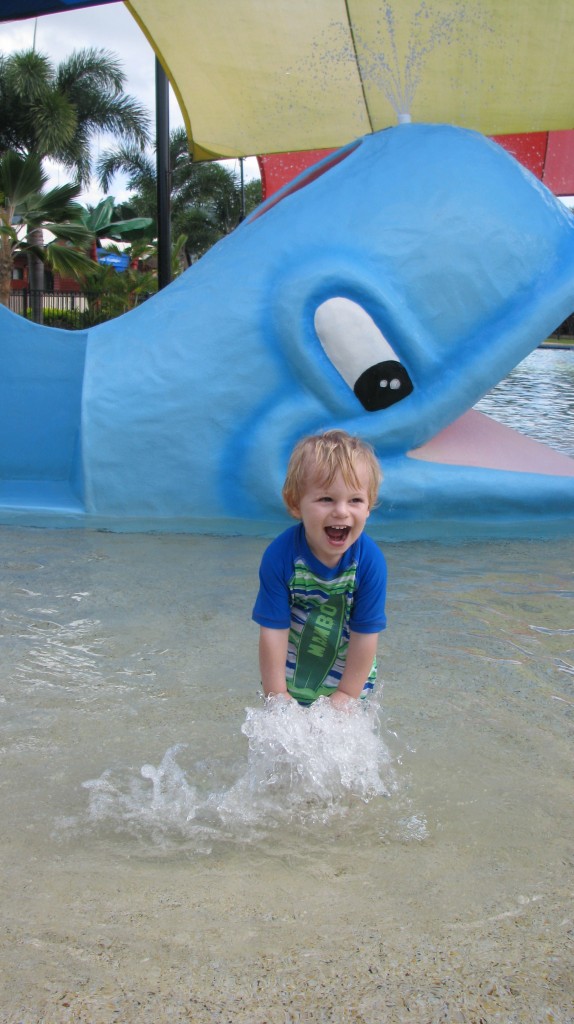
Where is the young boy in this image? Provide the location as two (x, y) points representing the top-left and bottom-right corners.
(252, 429), (387, 707)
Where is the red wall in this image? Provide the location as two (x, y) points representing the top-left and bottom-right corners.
(258, 131), (574, 200)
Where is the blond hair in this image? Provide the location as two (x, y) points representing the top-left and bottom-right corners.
(282, 429), (382, 511)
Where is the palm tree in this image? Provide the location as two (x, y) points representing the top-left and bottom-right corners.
(0, 150), (92, 316)
(0, 47), (150, 185)
(97, 127), (262, 264)
(79, 232), (193, 326)
(0, 47), (151, 293)
(79, 240), (158, 325)
(79, 196), (153, 260)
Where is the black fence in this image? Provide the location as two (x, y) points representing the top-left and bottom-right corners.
(8, 289), (152, 330)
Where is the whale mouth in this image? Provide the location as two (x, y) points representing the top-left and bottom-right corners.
(409, 409), (574, 477)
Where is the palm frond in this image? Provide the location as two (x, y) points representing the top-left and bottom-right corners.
(55, 48), (125, 96)
(96, 145), (156, 193)
(0, 151), (47, 207)
(4, 50), (53, 100)
(43, 241), (96, 280)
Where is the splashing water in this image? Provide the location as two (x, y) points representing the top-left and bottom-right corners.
(82, 697), (396, 849)
(358, 1), (495, 122)
(215, 696), (394, 825)
(82, 744), (199, 840)
(301, 0), (495, 124)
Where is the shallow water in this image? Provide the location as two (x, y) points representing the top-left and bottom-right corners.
(1, 348), (573, 1022)
(1, 523), (572, 1023)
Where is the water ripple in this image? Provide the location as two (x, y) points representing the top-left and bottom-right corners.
(13, 617), (108, 693)
(475, 348), (574, 456)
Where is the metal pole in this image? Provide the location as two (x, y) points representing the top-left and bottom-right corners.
(239, 157), (245, 222)
(155, 57), (171, 290)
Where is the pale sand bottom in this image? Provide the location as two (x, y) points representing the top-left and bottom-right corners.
(2, 835), (571, 1024)
(0, 529), (572, 1023)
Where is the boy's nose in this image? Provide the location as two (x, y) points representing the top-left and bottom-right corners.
(333, 501), (348, 517)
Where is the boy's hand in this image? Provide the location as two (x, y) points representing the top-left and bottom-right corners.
(329, 690), (357, 710)
(333, 631), (379, 704)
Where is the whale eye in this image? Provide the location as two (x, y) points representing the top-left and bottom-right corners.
(314, 297), (413, 411)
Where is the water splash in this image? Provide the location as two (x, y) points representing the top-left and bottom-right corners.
(82, 697), (397, 849)
(83, 743), (199, 838)
(300, 0), (495, 124)
(354, 1), (495, 122)
(213, 696), (394, 826)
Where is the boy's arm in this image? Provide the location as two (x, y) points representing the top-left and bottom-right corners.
(259, 626), (293, 699)
(330, 630), (380, 707)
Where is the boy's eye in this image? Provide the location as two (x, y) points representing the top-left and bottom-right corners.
(316, 495), (366, 504)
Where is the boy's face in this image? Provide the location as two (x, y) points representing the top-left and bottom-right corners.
(287, 460), (371, 567)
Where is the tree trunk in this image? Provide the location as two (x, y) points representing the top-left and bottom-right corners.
(27, 226), (45, 323)
(0, 234), (13, 308)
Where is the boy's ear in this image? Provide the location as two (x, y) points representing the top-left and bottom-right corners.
(286, 501), (301, 519)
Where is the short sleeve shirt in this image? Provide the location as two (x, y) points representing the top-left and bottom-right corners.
(252, 524), (387, 704)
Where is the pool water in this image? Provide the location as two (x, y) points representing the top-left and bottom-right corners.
(475, 347), (574, 456)
(0, 349), (572, 1023)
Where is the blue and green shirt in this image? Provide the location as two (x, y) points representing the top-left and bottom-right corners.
(253, 523), (387, 704)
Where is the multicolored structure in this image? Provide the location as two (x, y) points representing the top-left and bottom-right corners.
(1, 125), (573, 537)
(1, 2), (573, 536)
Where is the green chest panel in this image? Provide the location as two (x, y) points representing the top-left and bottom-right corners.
(290, 593), (347, 703)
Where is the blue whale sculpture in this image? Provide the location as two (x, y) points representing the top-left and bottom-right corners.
(1, 123), (573, 539)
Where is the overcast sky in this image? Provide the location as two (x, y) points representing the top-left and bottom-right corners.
(0, 3), (259, 205)
(1, 6), (571, 209)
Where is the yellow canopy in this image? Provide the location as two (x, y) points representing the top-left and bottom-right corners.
(126, 0), (574, 160)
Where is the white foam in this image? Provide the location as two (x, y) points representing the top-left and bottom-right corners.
(82, 696), (396, 846)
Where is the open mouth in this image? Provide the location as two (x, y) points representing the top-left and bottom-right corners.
(408, 409), (574, 477)
(325, 525), (351, 542)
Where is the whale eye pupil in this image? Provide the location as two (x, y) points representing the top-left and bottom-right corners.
(355, 360), (414, 410)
